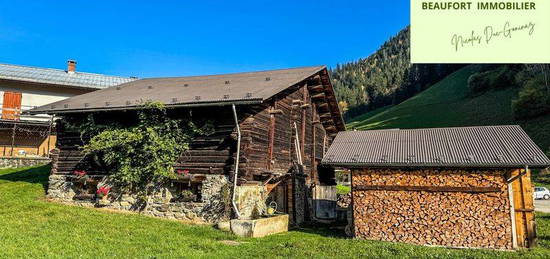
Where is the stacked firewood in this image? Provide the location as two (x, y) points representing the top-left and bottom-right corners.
(337, 193), (351, 209)
(351, 169), (513, 249)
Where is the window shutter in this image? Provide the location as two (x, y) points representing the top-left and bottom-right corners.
(1, 91), (23, 120)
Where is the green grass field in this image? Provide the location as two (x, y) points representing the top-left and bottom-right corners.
(1, 165), (550, 258)
(347, 65), (550, 153)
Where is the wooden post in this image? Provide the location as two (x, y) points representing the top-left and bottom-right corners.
(311, 103), (317, 183)
(10, 122), (16, 156)
(511, 168), (537, 248)
(300, 84), (307, 162)
(507, 173), (518, 249)
(267, 103), (276, 170)
(46, 117), (53, 156)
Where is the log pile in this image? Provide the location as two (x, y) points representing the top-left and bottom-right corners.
(351, 169), (513, 249)
(337, 193), (351, 209)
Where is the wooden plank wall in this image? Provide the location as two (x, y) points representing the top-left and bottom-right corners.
(238, 83), (327, 183)
(511, 168), (537, 248)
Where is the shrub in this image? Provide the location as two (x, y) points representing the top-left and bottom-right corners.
(512, 76), (550, 119)
(65, 101), (213, 191)
(467, 72), (491, 94)
(467, 65), (517, 95)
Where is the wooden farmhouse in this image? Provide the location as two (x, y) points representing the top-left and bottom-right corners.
(29, 66), (345, 225)
(322, 126), (550, 250)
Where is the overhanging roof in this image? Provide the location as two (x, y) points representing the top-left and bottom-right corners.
(27, 65), (345, 131)
(322, 125), (550, 169)
(0, 63), (136, 89)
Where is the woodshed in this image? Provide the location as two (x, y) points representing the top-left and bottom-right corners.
(322, 126), (550, 249)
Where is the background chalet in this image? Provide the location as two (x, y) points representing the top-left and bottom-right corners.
(0, 60), (135, 160)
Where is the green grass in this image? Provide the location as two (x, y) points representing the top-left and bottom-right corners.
(346, 65), (550, 152)
(336, 184), (351, 195)
(2, 166), (550, 258)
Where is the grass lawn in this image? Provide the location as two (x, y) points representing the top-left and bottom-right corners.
(3, 165), (550, 258)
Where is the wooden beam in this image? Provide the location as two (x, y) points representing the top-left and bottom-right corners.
(300, 85), (307, 161)
(307, 84), (324, 92)
(321, 120), (334, 126)
(353, 185), (501, 193)
(311, 93), (326, 99)
(319, 113), (332, 119)
(317, 103), (329, 109)
(267, 103), (276, 170)
(325, 126), (337, 132)
(268, 109), (284, 115)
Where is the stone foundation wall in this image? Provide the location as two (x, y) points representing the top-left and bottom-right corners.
(0, 157), (51, 169)
(351, 169), (513, 249)
(47, 174), (232, 223)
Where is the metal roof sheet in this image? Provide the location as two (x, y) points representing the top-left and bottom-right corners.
(322, 125), (550, 169)
(28, 65), (329, 114)
(0, 63), (136, 89)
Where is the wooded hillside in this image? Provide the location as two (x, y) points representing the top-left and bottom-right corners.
(330, 26), (463, 119)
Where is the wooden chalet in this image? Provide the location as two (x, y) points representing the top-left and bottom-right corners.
(29, 66), (345, 224)
(322, 126), (550, 249)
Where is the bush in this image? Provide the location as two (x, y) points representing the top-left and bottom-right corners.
(467, 65), (516, 95)
(512, 76), (550, 119)
(467, 71), (492, 94)
(66, 102), (213, 191)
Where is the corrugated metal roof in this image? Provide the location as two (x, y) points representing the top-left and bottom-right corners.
(0, 63), (136, 89)
(27, 65), (331, 113)
(322, 125), (550, 168)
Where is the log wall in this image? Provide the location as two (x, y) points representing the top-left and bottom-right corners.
(238, 84), (326, 182)
(51, 106), (238, 177)
(351, 168), (514, 249)
(48, 74), (339, 225)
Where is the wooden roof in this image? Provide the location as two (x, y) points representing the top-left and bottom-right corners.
(28, 66), (345, 131)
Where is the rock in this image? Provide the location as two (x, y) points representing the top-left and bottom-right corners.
(217, 221), (231, 232)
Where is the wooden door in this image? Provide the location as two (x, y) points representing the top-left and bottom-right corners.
(511, 168), (537, 248)
(267, 182), (288, 214)
(2, 92), (22, 120)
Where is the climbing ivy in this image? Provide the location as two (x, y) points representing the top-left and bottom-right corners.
(64, 101), (213, 191)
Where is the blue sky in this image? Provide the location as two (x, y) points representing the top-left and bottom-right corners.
(0, 0), (409, 78)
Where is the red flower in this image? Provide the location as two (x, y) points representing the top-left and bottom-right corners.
(176, 169), (190, 176)
(72, 170), (87, 177)
(96, 186), (111, 196)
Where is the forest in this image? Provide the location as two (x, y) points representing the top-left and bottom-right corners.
(330, 26), (464, 119)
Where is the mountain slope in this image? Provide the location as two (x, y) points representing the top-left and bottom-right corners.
(347, 65), (550, 152)
(330, 26), (464, 119)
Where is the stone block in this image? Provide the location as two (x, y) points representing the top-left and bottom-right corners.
(230, 214), (289, 238)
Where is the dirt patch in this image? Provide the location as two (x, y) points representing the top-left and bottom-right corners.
(219, 240), (241, 246)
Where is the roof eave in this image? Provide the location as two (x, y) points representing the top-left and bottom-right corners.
(0, 77), (126, 90)
(26, 98), (264, 115)
(321, 161), (550, 169)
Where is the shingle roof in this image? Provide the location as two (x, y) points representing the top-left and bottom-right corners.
(0, 63), (136, 89)
(322, 125), (550, 169)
